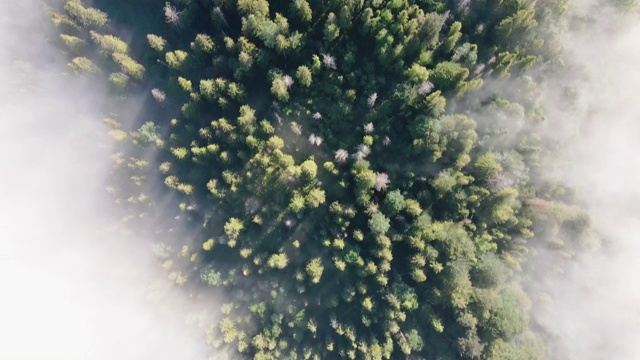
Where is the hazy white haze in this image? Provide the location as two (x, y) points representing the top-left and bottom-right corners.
(0, 1), (208, 359)
(532, 3), (640, 359)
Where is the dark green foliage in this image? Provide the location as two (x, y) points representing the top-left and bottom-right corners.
(472, 254), (508, 290)
(473, 152), (503, 182)
(383, 189), (405, 216)
(430, 61), (469, 92)
(295, 65), (312, 87)
(50, 0), (584, 357)
(132, 122), (160, 147)
(369, 212), (391, 235)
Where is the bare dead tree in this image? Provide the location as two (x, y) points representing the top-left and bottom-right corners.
(151, 88), (166, 104)
(364, 122), (374, 133)
(164, 2), (180, 25)
(368, 92), (378, 107)
(335, 149), (349, 163)
(374, 172), (390, 191)
(418, 81), (434, 96)
(322, 53), (337, 70)
(291, 123), (302, 135)
(283, 75), (294, 88)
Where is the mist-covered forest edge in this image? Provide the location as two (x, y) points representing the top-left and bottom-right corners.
(39, 0), (637, 359)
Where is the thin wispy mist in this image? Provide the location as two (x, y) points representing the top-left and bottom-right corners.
(0, 2), (210, 359)
(531, 3), (640, 359)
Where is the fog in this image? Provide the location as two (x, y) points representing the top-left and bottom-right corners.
(531, 3), (640, 359)
(0, 2), (209, 359)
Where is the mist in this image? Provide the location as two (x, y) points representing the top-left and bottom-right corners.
(531, 3), (640, 359)
(0, 2), (210, 359)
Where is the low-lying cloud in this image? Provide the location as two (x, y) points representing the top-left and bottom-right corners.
(532, 3), (640, 359)
(0, 1), (209, 359)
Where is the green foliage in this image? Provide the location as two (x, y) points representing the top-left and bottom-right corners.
(52, 0), (582, 357)
(112, 53), (144, 79)
(484, 286), (529, 338)
(267, 253), (289, 269)
(324, 18), (340, 42)
(60, 34), (86, 54)
(296, 66), (312, 87)
(200, 264), (222, 286)
(177, 77), (192, 92)
(430, 61), (469, 92)
(443, 21), (462, 53)
(270, 77), (289, 102)
(64, 0), (108, 28)
(291, 0), (312, 23)
(306, 188), (326, 208)
(369, 213), (390, 235)
(305, 258), (324, 284)
(51, 12), (80, 33)
(108, 73), (128, 89)
(67, 56), (99, 74)
(147, 34), (166, 51)
(224, 218), (244, 247)
(90, 31), (127, 54)
(404, 63), (429, 84)
(133, 122), (160, 147)
(166, 50), (188, 70)
(383, 189), (406, 216)
(192, 34), (215, 53)
(474, 153), (503, 182)
(237, 0), (269, 17)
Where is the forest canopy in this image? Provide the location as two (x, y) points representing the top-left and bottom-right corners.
(46, 0), (610, 358)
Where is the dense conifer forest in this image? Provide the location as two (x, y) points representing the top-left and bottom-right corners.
(45, 0), (634, 358)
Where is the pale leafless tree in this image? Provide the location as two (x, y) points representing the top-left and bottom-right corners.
(291, 123), (302, 135)
(374, 172), (390, 191)
(352, 149), (367, 161)
(382, 135), (391, 146)
(309, 134), (323, 146)
(164, 2), (180, 25)
(283, 75), (294, 88)
(212, 6), (229, 28)
(244, 197), (260, 213)
(327, 12), (336, 24)
(457, 0), (472, 13)
(364, 122), (374, 134)
(335, 149), (348, 163)
(151, 88), (166, 103)
(312, 112), (322, 120)
(368, 92), (378, 107)
(284, 218), (295, 229)
(330, 317), (339, 329)
(487, 172), (514, 192)
(358, 144), (371, 157)
(418, 81), (434, 96)
(322, 53), (337, 70)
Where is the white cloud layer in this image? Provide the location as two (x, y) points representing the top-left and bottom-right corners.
(0, 2), (209, 359)
(533, 4), (640, 359)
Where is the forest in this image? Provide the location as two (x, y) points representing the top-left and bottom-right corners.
(43, 0), (634, 359)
